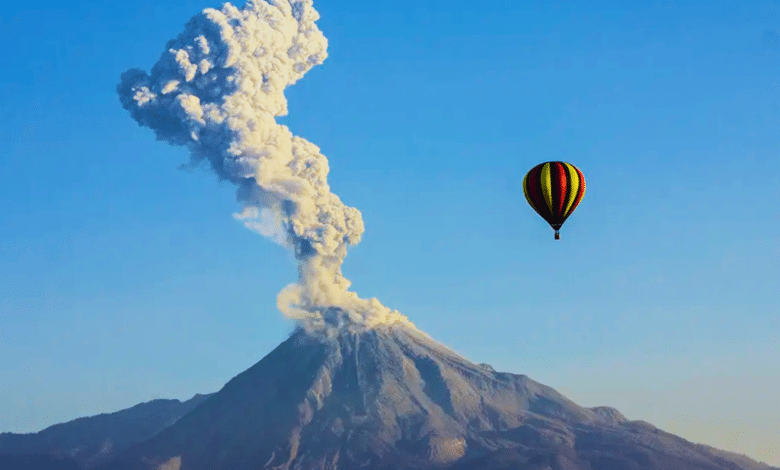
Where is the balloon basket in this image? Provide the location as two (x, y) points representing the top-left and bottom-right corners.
(554, 231), (560, 240)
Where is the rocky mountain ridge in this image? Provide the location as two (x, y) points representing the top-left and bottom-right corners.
(91, 319), (777, 470)
(0, 394), (212, 469)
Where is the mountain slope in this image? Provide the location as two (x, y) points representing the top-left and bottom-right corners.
(0, 394), (212, 469)
(0, 454), (82, 470)
(98, 316), (778, 470)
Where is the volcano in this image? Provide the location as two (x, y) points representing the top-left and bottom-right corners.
(97, 313), (775, 470)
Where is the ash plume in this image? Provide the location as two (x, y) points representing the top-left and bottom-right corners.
(118, 0), (412, 334)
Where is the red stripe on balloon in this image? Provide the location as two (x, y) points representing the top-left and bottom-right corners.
(527, 164), (549, 222)
(551, 162), (568, 219)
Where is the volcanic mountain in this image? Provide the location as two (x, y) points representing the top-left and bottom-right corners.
(90, 312), (776, 470)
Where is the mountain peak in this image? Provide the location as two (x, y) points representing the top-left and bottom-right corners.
(99, 320), (778, 470)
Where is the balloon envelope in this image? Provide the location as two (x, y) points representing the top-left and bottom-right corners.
(523, 161), (585, 235)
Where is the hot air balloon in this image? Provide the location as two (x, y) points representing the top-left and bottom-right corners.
(523, 161), (585, 240)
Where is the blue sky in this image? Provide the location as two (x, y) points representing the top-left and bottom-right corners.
(1, 0), (778, 465)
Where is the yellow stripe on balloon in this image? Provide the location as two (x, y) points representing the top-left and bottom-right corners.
(522, 172), (537, 213)
(523, 175), (528, 199)
(522, 173), (531, 208)
(540, 162), (553, 213)
(562, 162), (581, 218)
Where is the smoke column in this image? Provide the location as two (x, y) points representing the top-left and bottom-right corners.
(118, 0), (413, 334)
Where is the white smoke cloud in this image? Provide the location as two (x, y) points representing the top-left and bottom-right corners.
(118, 0), (413, 334)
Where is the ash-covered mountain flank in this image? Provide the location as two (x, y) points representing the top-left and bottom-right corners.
(99, 315), (776, 470)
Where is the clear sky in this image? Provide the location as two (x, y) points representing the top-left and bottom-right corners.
(1, 0), (778, 465)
